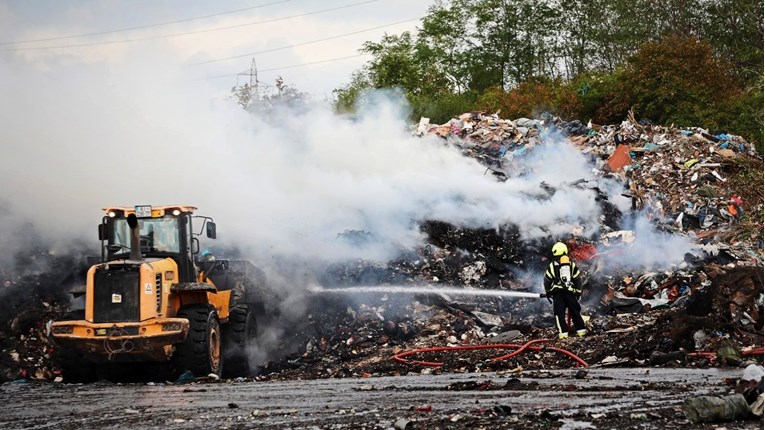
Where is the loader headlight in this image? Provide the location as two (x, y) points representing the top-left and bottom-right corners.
(172, 209), (181, 216)
(108, 211), (116, 218)
(52, 325), (74, 334)
(162, 323), (183, 332)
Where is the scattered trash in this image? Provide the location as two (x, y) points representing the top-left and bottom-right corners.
(574, 369), (588, 379)
(751, 394), (764, 417)
(393, 417), (413, 430)
(174, 371), (195, 384)
(683, 394), (750, 423)
(492, 404), (512, 415)
(742, 364), (763, 383)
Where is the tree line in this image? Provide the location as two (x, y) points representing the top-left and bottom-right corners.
(332, 0), (763, 151)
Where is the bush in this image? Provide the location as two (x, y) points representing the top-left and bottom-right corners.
(409, 92), (478, 124)
(473, 78), (573, 120)
(608, 35), (743, 127)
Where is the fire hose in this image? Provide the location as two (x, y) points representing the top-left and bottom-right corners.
(392, 338), (589, 368)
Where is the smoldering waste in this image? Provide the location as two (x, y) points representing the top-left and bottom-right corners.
(0, 112), (762, 383)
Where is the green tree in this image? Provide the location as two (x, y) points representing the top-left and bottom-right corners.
(701, 0), (764, 84)
(332, 70), (372, 114)
(419, 0), (561, 89)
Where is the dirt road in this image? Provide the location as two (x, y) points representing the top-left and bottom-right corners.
(0, 368), (759, 429)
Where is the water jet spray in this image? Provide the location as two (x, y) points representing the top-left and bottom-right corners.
(308, 284), (546, 299)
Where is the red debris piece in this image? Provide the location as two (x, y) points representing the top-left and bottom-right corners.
(607, 144), (632, 171)
(569, 242), (597, 261)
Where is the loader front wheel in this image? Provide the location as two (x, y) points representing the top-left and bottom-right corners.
(222, 304), (257, 378)
(55, 347), (97, 383)
(53, 309), (97, 383)
(173, 305), (221, 377)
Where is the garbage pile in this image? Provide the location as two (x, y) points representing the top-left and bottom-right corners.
(261, 111), (762, 380)
(0, 248), (89, 382)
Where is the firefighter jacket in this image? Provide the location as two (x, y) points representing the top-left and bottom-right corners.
(543, 255), (582, 295)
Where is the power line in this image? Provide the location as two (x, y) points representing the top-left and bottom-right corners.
(260, 54), (368, 72)
(204, 53), (369, 80)
(2, 0), (379, 52)
(0, 0), (291, 46)
(191, 17), (420, 65)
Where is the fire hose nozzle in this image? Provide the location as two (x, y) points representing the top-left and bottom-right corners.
(539, 293), (547, 298)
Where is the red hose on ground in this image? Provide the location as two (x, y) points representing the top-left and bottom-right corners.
(490, 339), (549, 361)
(391, 339), (589, 368)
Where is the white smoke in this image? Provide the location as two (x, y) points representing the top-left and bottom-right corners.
(595, 213), (696, 271)
(214, 94), (617, 265)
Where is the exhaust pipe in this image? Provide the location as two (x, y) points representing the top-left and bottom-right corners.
(127, 213), (142, 261)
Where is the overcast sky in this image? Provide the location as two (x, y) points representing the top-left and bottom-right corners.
(1, 0), (431, 97)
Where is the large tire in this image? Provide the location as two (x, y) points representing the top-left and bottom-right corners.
(53, 310), (97, 383)
(222, 305), (257, 378)
(55, 347), (97, 383)
(172, 305), (222, 377)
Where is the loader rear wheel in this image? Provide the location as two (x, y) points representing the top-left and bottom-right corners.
(173, 305), (221, 377)
(222, 304), (257, 378)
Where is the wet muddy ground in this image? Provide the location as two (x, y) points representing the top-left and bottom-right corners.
(1, 368), (761, 429)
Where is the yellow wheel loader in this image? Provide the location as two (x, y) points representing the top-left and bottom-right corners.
(51, 205), (266, 382)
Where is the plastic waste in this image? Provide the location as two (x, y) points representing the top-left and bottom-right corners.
(716, 344), (742, 365)
(394, 418), (413, 430)
(742, 364), (764, 383)
(683, 394), (749, 423)
(752, 394), (764, 417)
(693, 330), (709, 350)
(174, 370), (195, 384)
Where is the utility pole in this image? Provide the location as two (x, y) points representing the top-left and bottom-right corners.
(237, 58), (259, 101)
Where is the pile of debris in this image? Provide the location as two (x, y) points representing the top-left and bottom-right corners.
(260, 111), (762, 379)
(0, 247), (89, 382)
(0, 111), (761, 386)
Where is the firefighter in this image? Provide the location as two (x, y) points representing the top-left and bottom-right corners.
(544, 242), (586, 339)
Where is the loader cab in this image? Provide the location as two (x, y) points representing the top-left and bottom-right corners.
(98, 205), (216, 283)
